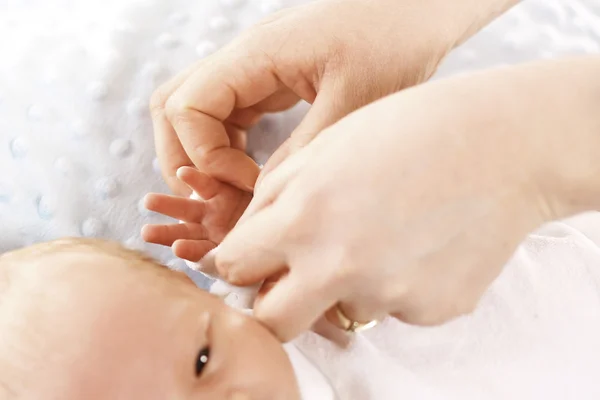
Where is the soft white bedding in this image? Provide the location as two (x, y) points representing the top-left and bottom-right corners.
(0, 0), (598, 286)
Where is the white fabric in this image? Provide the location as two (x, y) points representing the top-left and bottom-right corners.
(287, 215), (600, 399)
(284, 343), (337, 400)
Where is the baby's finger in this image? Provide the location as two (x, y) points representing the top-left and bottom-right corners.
(141, 223), (207, 247)
(143, 193), (206, 222)
(173, 239), (217, 262)
(176, 167), (221, 201)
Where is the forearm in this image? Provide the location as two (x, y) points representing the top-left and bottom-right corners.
(360, 0), (521, 75)
(375, 0), (520, 54)
(447, 56), (600, 220)
(385, 56), (600, 222)
(379, 0), (520, 47)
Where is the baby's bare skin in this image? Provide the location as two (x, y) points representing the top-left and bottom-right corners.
(0, 239), (299, 400)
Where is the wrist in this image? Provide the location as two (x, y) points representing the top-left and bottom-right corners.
(422, 57), (600, 225)
(364, 0), (520, 76)
(448, 0), (521, 47)
(528, 57), (600, 220)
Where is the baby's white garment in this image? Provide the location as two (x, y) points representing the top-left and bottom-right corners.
(285, 214), (600, 399)
(284, 344), (337, 400)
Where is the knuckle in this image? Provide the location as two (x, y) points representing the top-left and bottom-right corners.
(278, 195), (315, 231)
(164, 95), (193, 126)
(149, 85), (170, 115)
(325, 246), (363, 288)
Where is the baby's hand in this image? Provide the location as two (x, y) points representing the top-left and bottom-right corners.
(141, 166), (252, 261)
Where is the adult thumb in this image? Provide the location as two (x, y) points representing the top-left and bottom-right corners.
(254, 271), (339, 342)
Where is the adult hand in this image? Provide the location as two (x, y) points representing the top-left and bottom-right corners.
(214, 57), (600, 341)
(151, 0), (519, 196)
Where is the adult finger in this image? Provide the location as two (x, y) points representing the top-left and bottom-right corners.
(216, 206), (289, 286)
(254, 272), (339, 342)
(165, 50), (283, 192)
(150, 61), (204, 196)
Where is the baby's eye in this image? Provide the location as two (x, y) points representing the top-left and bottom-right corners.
(196, 347), (210, 377)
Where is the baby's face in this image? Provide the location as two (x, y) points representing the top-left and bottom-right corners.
(0, 242), (299, 400)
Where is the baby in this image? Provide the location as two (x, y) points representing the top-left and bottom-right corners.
(0, 238), (308, 400)
(5, 219), (600, 400)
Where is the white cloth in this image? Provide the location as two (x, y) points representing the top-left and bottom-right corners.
(284, 343), (338, 400)
(285, 214), (600, 399)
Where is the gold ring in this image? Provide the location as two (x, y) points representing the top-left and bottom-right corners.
(334, 305), (379, 333)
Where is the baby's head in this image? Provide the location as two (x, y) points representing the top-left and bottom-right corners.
(0, 238), (299, 399)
